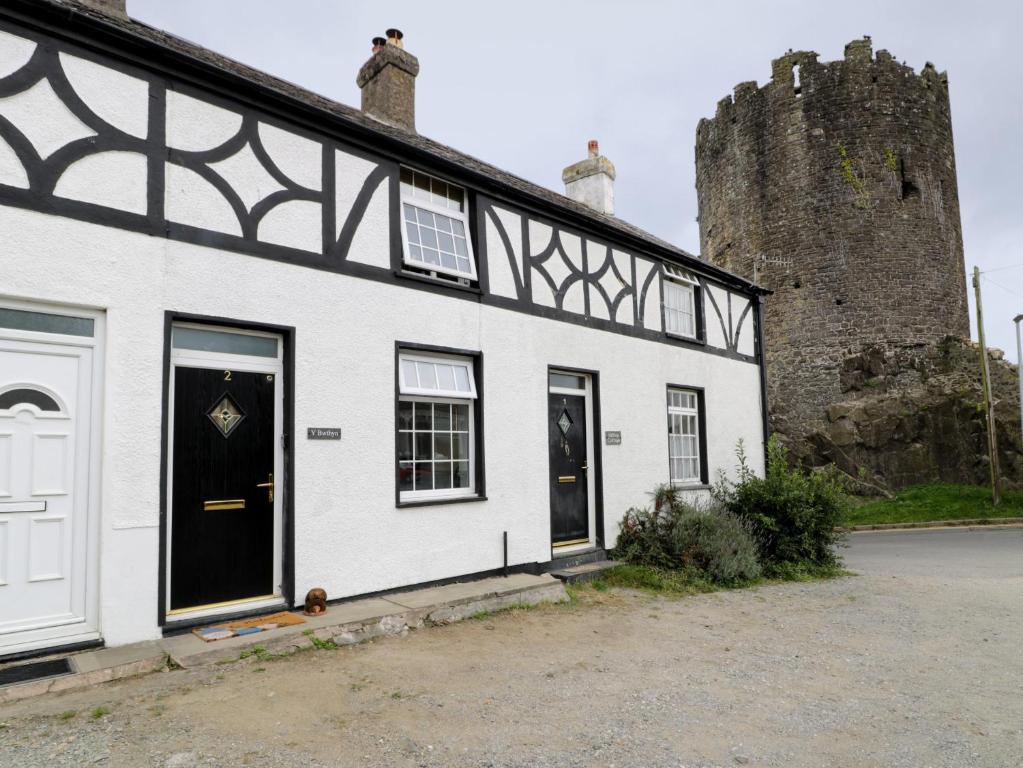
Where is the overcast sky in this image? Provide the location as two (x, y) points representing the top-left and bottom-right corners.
(129, 0), (1023, 364)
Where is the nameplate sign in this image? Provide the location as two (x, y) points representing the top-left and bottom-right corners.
(605, 431), (622, 445)
(307, 427), (342, 440)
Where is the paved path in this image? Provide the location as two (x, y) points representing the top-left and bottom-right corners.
(1, 528), (1021, 767)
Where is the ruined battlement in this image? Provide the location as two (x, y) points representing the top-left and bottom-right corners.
(698, 38), (950, 153)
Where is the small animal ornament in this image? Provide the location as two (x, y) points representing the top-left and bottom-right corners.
(303, 587), (327, 616)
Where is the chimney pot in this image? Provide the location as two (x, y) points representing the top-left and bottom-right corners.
(386, 29), (405, 49)
(562, 140), (616, 216)
(357, 28), (420, 132)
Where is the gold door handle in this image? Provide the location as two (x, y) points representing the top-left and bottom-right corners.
(256, 473), (274, 502)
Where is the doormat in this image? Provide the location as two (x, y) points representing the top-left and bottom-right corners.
(0, 657), (72, 687)
(191, 611), (305, 643)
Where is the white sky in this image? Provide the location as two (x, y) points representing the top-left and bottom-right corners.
(129, 0), (1023, 364)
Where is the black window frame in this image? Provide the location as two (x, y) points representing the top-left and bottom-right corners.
(660, 267), (706, 344)
(665, 384), (709, 487)
(394, 166), (483, 294)
(394, 341), (487, 508)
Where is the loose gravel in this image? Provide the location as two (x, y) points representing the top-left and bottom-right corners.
(1, 527), (1021, 767)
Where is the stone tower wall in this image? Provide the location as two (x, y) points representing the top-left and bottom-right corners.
(695, 37), (970, 451)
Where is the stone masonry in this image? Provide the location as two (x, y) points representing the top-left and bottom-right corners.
(694, 37), (1021, 491)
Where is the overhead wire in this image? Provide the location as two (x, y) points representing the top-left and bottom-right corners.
(979, 263), (1023, 275)
(980, 274), (1023, 301)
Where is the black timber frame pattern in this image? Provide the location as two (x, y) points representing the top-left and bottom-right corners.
(0, 10), (759, 364)
(157, 311), (296, 629)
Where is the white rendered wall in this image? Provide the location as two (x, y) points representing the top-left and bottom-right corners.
(0, 20), (764, 648)
(1, 205), (765, 648)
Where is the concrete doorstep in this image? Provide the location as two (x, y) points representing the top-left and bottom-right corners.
(0, 573), (568, 705)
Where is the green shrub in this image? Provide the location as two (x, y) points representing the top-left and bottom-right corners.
(669, 504), (762, 583)
(714, 436), (847, 572)
(615, 486), (761, 584)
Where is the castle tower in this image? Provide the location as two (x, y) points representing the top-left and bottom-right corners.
(695, 37), (970, 467)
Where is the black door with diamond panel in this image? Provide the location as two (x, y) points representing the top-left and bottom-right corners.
(548, 393), (588, 545)
(170, 366), (276, 610)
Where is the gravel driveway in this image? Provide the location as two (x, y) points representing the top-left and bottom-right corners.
(2, 526), (1021, 767)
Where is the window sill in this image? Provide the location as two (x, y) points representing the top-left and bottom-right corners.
(666, 332), (706, 346)
(397, 494), (488, 509)
(394, 269), (483, 296)
(670, 482), (712, 491)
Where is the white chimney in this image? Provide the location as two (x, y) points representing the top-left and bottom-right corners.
(562, 139), (615, 216)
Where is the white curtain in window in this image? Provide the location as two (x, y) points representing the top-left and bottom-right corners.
(664, 281), (696, 338)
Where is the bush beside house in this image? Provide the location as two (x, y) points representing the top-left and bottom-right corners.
(613, 436), (847, 589)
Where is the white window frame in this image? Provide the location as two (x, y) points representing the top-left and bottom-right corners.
(397, 352), (478, 503)
(399, 168), (478, 282)
(667, 387), (702, 485)
(663, 264), (699, 340)
(398, 352), (478, 400)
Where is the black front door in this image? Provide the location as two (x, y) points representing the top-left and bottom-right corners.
(170, 366), (276, 610)
(548, 392), (588, 545)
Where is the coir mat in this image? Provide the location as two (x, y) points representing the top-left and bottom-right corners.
(192, 611), (305, 643)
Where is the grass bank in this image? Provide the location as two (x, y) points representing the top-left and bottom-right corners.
(584, 563), (848, 597)
(843, 483), (1023, 527)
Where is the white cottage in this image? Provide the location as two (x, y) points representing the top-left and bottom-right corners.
(0, 0), (768, 656)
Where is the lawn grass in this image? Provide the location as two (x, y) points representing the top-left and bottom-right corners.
(586, 562), (847, 597)
(843, 483), (1023, 527)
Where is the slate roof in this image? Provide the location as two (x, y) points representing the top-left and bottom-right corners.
(18, 0), (762, 293)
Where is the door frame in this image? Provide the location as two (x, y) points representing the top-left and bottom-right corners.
(546, 365), (604, 556)
(0, 297), (105, 657)
(158, 312), (295, 627)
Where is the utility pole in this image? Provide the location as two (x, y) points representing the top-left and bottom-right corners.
(1015, 314), (1022, 458)
(972, 266), (1001, 505)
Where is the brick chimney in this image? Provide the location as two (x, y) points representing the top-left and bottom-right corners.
(356, 29), (419, 132)
(562, 140), (615, 216)
(80, 0), (127, 18)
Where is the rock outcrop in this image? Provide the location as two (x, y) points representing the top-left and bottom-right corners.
(786, 337), (1022, 493)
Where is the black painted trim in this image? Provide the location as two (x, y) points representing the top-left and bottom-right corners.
(160, 601), (288, 636)
(701, 280), (732, 351)
(320, 561), (545, 608)
(157, 311), (296, 627)
(394, 341), (486, 508)
(0, 638), (104, 665)
(695, 282), (706, 342)
(393, 269), (484, 297)
(0, 12), (760, 368)
(754, 294), (771, 473)
(397, 495), (489, 510)
(546, 365), (605, 551)
(0, 2), (766, 296)
(666, 383), (710, 486)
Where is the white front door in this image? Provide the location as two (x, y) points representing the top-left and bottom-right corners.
(0, 304), (102, 655)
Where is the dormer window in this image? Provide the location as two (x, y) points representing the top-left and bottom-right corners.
(663, 263), (700, 340)
(400, 168), (476, 282)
